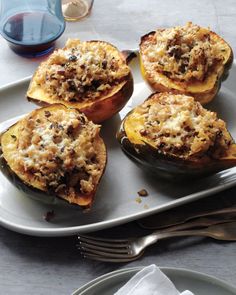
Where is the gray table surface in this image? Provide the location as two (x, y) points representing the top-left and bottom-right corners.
(0, 0), (236, 294)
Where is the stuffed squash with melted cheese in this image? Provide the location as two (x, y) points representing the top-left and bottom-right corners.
(140, 22), (233, 104)
(27, 39), (133, 123)
(117, 92), (236, 179)
(0, 105), (107, 207)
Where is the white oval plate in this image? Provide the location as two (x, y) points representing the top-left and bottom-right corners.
(0, 57), (236, 237)
(72, 267), (236, 295)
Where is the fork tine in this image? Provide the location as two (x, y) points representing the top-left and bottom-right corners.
(78, 241), (130, 253)
(78, 247), (134, 258)
(78, 235), (129, 248)
(80, 251), (144, 262)
(78, 234), (128, 243)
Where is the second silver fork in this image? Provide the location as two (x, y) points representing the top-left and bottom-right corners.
(77, 220), (236, 262)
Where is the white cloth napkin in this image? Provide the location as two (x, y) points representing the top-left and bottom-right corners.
(114, 265), (194, 295)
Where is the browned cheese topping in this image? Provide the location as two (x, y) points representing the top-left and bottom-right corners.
(138, 94), (233, 159)
(142, 22), (229, 82)
(9, 108), (102, 196)
(34, 39), (130, 102)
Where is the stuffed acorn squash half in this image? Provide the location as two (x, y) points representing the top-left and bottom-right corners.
(0, 105), (107, 208)
(27, 39), (133, 123)
(117, 92), (236, 179)
(139, 22), (233, 105)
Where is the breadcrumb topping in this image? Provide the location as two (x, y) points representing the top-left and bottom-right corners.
(34, 39), (130, 102)
(141, 22), (230, 82)
(8, 108), (103, 196)
(138, 93), (233, 159)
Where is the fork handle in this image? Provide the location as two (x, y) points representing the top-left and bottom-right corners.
(141, 228), (212, 248)
(157, 215), (236, 232)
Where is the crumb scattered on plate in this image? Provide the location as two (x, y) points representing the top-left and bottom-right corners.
(43, 210), (55, 222)
(135, 197), (142, 204)
(144, 204), (149, 209)
(138, 189), (148, 197)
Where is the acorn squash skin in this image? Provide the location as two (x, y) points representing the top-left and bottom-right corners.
(0, 153), (73, 206)
(140, 30), (234, 105)
(27, 40), (134, 123)
(0, 105), (107, 208)
(117, 95), (236, 180)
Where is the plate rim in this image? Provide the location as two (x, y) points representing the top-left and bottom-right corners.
(1, 177), (236, 237)
(71, 266), (236, 295)
(0, 62), (236, 237)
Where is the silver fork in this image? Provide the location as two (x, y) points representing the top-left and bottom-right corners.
(77, 221), (236, 262)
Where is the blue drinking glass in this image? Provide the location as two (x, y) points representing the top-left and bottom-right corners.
(0, 0), (66, 57)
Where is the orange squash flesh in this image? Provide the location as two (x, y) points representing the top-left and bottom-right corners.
(27, 40), (134, 123)
(117, 92), (236, 179)
(139, 26), (233, 105)
(0, 104), (107, 207)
